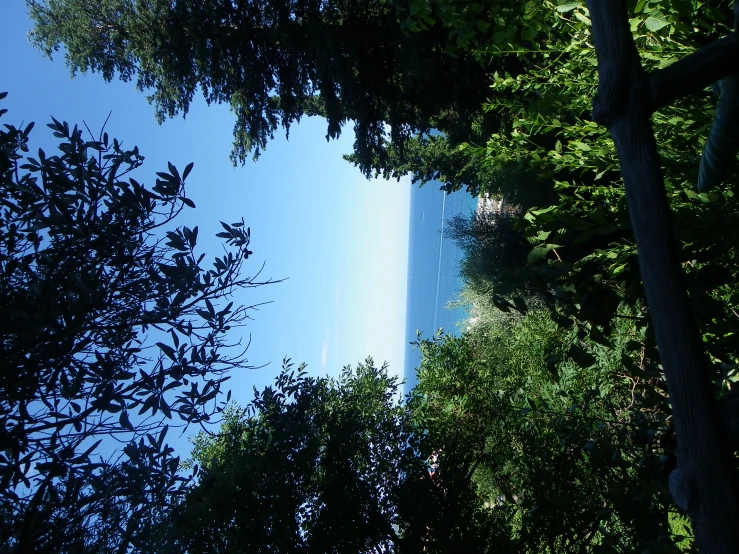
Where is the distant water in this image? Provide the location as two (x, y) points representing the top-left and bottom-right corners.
(403, 183), (478, 393)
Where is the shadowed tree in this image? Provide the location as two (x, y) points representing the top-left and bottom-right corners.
(27, 0), (499, 176)
(147, 359), (511, 554)
(0, 95), (278, 552)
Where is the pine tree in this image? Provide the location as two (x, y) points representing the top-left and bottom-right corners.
(28, 0), (495, 174)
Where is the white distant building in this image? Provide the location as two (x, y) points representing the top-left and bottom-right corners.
(476, 193), (504, 216)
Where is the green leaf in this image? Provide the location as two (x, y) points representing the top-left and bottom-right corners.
(527, 244), (562, 263)
(610, 263), (627, 277)
(644, 15), (669, 31)
(528, 246), (550, 263)
(556, 1), (580, 13)
(574, 11), (591, 25)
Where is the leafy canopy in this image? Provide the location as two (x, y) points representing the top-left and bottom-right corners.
(0, 94), (277, 552)
(154, 358), (513, 554)
(27, 0), (494, 174)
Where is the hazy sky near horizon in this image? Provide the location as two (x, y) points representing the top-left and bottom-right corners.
(3, 3), (411, 411)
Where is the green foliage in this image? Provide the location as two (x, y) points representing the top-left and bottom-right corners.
(409, 309), (687, 552)
(159, 312), (690, 553)
(154, 359), (512, 553)
(343, 131), (492, 195)
(668, 511), (695, 552)
(409, 2), (739, 549)
(0, 96), (276, 552)
(440, 2), (739, 379)
(396, 0), (556, 51)
(21, 0), (739, 549)
(385, 0), (739, 202)
(446, 207), (532, 298)
(27, 0), (495, 176)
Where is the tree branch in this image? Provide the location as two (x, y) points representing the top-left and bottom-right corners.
(648, 34), (739, 114)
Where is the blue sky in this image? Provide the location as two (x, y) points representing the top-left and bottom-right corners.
(3, 3), (411, 432)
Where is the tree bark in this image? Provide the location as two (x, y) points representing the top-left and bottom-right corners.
(584, 2), (739, 552)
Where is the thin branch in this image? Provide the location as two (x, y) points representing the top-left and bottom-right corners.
(648, 34), (739, 114)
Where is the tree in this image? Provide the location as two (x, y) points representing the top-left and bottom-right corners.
(437, 2), (739, 348)
(446, 208), (531, 296)
(410, 312), (687, 552)
(151, 359), (511, 554)
(343, 125), (498, 195)
(0, 94), (278, 552)
(392, 1), (739, 548)
(26, 0), (501, 176)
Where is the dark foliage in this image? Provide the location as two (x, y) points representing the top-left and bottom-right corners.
(0, 95), (277, 552)
(27, 0), (497, 176)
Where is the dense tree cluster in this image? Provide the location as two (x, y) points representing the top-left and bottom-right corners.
(6, 0), (739, 551)
(27, 0), (498, 176)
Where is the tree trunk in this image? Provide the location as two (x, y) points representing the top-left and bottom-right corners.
(584, 1), (739, 552)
